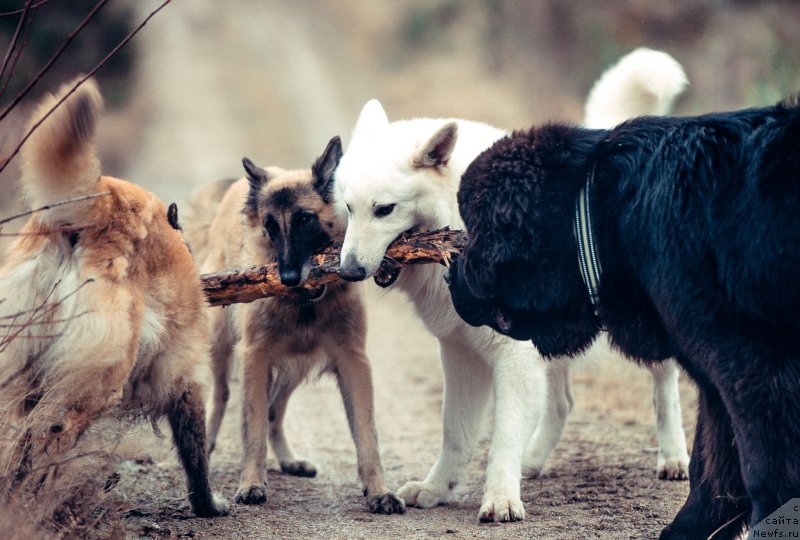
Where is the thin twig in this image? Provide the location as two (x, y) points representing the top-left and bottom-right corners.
(0, 191), (111, 226)
(0, 1), (32, 87)
(0, 0), (50, 17)
(0, 278), (94, 361)
(0, 0), (173, 175)
(0, 0), (110, 124)
(706, 511), (747, 539)
(0, 311), (90, 327)
(0, 1), (37, 101)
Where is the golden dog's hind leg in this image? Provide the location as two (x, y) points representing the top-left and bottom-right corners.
(234, 342), (271, 505)
(333, 346), (405, 514)
(167, 380), (229, 517)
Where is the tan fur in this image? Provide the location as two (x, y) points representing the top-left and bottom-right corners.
(188, 166), (404, 513)
(0, 79), (227, 517)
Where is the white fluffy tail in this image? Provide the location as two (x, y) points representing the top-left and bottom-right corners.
(583, 48), (688, 129)
(21, 77), (103, 222)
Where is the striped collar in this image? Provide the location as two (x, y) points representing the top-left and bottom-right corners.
(573, 166), (603, 320)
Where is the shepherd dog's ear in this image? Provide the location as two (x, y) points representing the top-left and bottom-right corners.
(242, 157), (269, 217)
(312, 136), (343, 203)
(412, 121), (458, 169)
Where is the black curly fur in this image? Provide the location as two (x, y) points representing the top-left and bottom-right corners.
(448, 101), (800, 539)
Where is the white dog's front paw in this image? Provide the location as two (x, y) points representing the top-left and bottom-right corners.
(397, 480), (450, 508)
(478, 492), (526, 523)
(657, 454), (690, 480)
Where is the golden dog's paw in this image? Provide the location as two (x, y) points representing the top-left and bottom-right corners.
(234, 484), (267, 505)
(478, 493), (526, 523)
(366, 491), (406, 514)
(280, 459), (317, 478)
(191, 493), (230, 517)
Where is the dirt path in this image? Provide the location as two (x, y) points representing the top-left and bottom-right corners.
(114, 2), (695, 538)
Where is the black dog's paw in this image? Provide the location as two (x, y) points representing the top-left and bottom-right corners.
(367, 492), (406, 515)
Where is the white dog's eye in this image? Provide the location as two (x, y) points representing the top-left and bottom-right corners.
(374, 204), (395, 218)
(346, 203), (352, 214)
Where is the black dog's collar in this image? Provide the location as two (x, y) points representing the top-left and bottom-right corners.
(573, 166), (603, 320)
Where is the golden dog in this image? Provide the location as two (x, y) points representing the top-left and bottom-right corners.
(0, 79), (228, 517)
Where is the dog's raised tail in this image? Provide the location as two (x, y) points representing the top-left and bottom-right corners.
(21, 77), (103, 220)
(583, 48), (688, 129)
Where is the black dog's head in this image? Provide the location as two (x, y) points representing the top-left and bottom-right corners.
(448, 124), (604, 358)
(242, 136), (343, 292)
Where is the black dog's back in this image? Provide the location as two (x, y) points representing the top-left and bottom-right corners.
(602, 104), (800, 327)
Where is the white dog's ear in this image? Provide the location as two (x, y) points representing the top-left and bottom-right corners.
(412, 121), (458, 169)
(351, 99), (389, 144)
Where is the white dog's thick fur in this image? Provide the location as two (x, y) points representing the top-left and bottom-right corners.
(334, 48), (690, 522)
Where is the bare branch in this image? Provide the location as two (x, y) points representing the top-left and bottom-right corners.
(0, 0), (51, 17)
(0, 191), (111, 227)
(0, 0), (110, 124)
(201, 228), (468, 307)
(0, 1), (37, 101)
(0, 1), (32, 87)
(0, 0), (173, 175)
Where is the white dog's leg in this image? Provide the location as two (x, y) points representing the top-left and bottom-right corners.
(521, 358), (573, 478)
(648, 359), (690, 480)
(398, 337), (491, 509)
(479, 344), (540, 522)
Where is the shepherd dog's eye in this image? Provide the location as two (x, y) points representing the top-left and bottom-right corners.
(298, 211), (315, 225)
(374, 204), (395, 218)
(264, 215), (279, 238)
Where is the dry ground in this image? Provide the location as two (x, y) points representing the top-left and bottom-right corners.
(112, 285), (696, 540)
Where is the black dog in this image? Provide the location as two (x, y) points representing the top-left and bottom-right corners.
(447, 97), (800, 539)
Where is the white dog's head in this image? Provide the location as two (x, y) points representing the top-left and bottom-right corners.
(335, 99), (459, 281)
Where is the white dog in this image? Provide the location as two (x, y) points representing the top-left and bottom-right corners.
(334, 48), (690, 522)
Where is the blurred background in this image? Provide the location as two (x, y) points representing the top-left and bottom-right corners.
(1, 0), (799, 213)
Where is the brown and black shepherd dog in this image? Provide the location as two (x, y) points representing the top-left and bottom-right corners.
(185, 137), (405, 514)
(0, 79), (228, 517)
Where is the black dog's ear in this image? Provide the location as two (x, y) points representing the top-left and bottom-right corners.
(412, 121), (458, 169)
(242, 157), (269, 216)
(311, 136), (342, 203)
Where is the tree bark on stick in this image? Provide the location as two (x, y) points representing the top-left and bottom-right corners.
(201, 229), (467, 307)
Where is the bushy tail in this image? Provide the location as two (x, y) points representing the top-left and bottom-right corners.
(20, 77), (102, 221)
(583, 48), (688, 129)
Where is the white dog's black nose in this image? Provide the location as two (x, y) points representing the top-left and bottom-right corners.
(340, 265), (367, 282)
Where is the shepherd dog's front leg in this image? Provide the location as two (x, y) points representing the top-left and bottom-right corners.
(234, 342), (271, 505)
(333, 345), (405, 514)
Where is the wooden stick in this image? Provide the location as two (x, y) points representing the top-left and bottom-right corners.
(200, 228), (467, 307)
